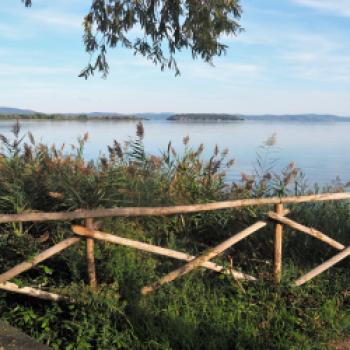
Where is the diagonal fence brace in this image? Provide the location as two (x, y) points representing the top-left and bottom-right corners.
(71, 225), (257, 281)
(294, 245), (350, 286)
(0, 281), (66, 301)
(141, 221), (267, 295)
(268, 211), (345, 250)
(0, 237), (80, 284)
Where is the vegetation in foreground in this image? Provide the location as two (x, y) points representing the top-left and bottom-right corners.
(0, 122), (349, 349)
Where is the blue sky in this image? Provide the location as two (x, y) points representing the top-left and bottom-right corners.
(0, 0), (350, 115)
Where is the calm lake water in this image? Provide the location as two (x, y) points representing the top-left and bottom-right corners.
(0, 119), (349, 186)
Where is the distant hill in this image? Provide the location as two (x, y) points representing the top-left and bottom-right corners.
(0, 112), (144, 121)
(0, 108), (142, 120)
(82, 112), (144, 120)
(135, 112), (173, 120)
(0, 107), (37, 115)
(243, 114), (350, 122)
(168, 113), (350, 122)
(1, 107), (350, 122)
(86, 112), (134, 118)
(0, 108), (144, 121)
(168, 113), (244, 121)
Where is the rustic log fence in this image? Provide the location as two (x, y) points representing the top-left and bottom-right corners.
(0, 192), (350, 301)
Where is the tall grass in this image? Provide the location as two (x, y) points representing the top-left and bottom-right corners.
(0, 121), (349, 349)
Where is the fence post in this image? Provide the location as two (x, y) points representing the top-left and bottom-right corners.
(273, 203), (283, 284)
(85, 218), (97, 291)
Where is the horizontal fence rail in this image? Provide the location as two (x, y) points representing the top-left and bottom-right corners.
(0, 192), (349, 301)
(0, 192), (350, 223)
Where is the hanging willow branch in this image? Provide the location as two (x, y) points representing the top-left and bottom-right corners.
(22, 0), (243, 78)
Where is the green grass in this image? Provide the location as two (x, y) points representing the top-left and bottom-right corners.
(1, 256), (349, 349)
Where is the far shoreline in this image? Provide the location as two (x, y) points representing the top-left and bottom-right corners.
(0, 114), (147, 122)
(2, 111), (350, 123)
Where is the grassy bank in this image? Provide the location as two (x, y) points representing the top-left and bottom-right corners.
(0, 122), (349, 349)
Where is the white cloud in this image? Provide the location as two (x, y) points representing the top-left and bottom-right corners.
(25, 10), (82, 29)
(278, 31), (350, 82)
(182, 61), (261, 82)
(293, 0), (350, 17)
(282, 52), (317, 63)
(0, 23), (33, 39)
(0, 1), (83, 31)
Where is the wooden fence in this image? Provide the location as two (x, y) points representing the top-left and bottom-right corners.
(1, 192), (350, 301)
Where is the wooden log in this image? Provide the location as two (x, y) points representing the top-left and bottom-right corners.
(0, 193), (350, 223)
(71, 225), (256, 281)
(294, 246), (350, 286)
(0, 237), (80, 284)
(0, 281), (65, 301)
(273, 203), (283, 284)
(282, 208), (290, 216)
(85, 218), (97, 291)
(141, 221), (266, 295)
(268, 212), (345, 250)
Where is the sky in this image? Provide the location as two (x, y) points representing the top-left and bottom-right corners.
(0, 0), (350, 115)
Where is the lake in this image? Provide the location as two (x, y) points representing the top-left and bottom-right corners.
(0, 119), (349, 186)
